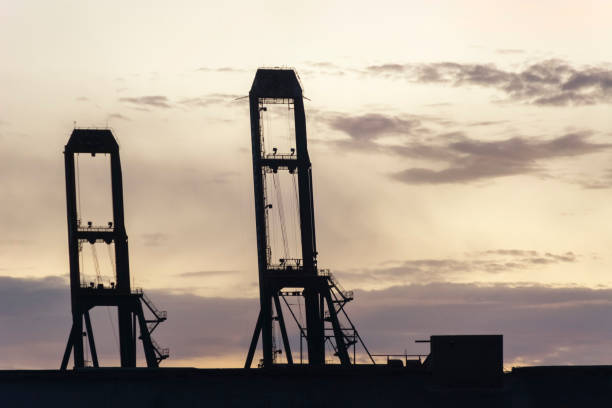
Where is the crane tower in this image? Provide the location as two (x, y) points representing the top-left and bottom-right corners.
(60, 129), (168, 369)
(245, 69), (372, 368)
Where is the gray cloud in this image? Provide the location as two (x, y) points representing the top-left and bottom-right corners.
(3, 275), (612, 368)
(480, 249), (539, 257)
(574, 169), (612, 189)
(0, 239), (31, 246)
(141, 233), (168, 247)
(301, 61), (347, 76)
(467, 120), (508, 127)
(392, 131), (610, 184)
(322, 111), (610, 184)
(119, 95), (172, 109)
(0, 275), (255, 367)
(319, 111), (458, 161)
(346, 250), (577, 285)
(118, 94), (244, 111)
(305, 62), (338, 68)
(178, 270), (240, 278)
(364, 59), (612, 106)
(351, 282), (612, 366)
(107, 113), (130, 121)
(177, 93), (244, 108)
(325, 112), (427, 141)
(496, 49), (526, 55)
(196, 67), (247, 73)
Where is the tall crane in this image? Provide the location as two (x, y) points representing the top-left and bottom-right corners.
(60, 128), (168, 369)
(244, 69), (373, 368)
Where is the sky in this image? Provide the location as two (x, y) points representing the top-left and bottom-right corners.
(1, 0), (612, 369)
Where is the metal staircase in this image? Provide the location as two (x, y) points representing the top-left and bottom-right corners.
(139, 290), (169, 363)
(278, 270), (375, 365)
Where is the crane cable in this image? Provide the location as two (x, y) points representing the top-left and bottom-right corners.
(272, 174), (289, 260)
(76, 154), (82, 223)
(285, 105), (300, 260)
(90, 244), (102, 285)
(291, 173), (300, 258)
(76, 154), (85, 284)
(106, 244), (116, 282)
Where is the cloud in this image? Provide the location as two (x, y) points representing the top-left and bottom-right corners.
(178, 270), (240, 278)
(305, 61), (339, 68)
(345, 250), (577, 285)
(301, 61), (347, 76)
(140, 233), (168, 247)
(119, 95), (172, 109)
(392, 131), (610, 184)
(3, 275), (612, 368)
(481, 249), (539, 257)
(196, 67), (247, 73)
(573, 169), (612, 189)
(177, 93), (244, 108)
(364, 59), (612, 106)
(351, 282), (612, 366)
(321, 111), (610, 184)
(107, 113), (130, 121)
(467, 120), (508, 127)
(118, 94), (244, 111)
(325, 113), (425, 141)
(0, 275), (256, 368)
(0, 239), (31, 246)
(496, 49), (526, 55)
(319, 111), (457, 161)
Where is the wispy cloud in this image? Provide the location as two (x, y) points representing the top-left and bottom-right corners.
(363, 59), (612, 106)
(573, 169), (612, 189)
(107, 113), (130, 121)
(391, 131), (610, 184)
(325, 112), (426, 140)
(196, 67), (247, 73)
(301, 61), (347, 76)
(178, 270), (240, 278)
(345, 250), (577, 285)
(118, 94), (244, 110)
(0, 239), (31, 246)
(320, 111), (610, 184)
(495, 49), (526, 55)
(467, 120), (509, 127)
(141, 233), (168, 247)
(119, 95), (172, 109)
(177, 93), (244, 108)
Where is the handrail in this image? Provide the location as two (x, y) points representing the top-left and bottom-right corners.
(150, 337), (169, 359)
(371, 353), (427, 365)
(141, 291), (167, 320)
(77, 226), (114, 232)
(320, 269), (353, 300)
(263, 153), (297, 160)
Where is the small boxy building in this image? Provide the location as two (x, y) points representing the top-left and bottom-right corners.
(425, 335), (503, 387)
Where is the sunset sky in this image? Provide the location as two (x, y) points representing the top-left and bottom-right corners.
(1, 0), (612, 368)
